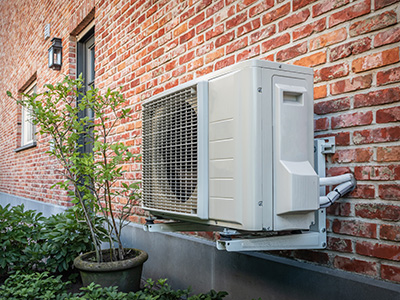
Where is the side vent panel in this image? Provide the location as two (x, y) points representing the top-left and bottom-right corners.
(143, 86), (199, 216)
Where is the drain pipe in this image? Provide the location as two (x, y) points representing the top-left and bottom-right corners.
(319, 174), (356, 208)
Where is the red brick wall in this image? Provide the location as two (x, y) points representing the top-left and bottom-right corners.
(1, 0), (400, 284)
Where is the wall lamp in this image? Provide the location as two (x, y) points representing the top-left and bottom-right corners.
(48, 38), (62, 70)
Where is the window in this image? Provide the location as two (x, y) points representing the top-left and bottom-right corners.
(77, 27), (95, 154)
(19, 82), (37, 150)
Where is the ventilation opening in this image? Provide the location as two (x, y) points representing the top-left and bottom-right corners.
(143, 86), (198, 215)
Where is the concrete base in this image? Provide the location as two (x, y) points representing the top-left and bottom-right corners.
(1, 192), (399, 299)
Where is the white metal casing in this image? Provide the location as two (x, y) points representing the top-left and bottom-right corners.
(142, 59), (319, 232)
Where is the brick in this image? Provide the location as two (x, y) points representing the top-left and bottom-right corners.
(314, 85), (327, 99)
(189, 12), (205, 28)
(215, 31), (235, 48)
(355, 203), (400, 221)
(354, 165), (400, 181)
(356, 241), (400, 261)
(293, 250), (330, 264)
(334, 256), (378, 276)
(312, 0), (349, 17)
(326, 202), (352, 216)
(187, 35), (204, 49)
(261, 33), (289, 53)
(381, 264), (400, 283)
(187, 57), (204, 72)
(196, 65), (213, 77)
(250, 24), (275, 44)
(331, 148), (373, 163)
(330, 75), (372, 95)
(214, 5), (235, 23)
(196, 41), (214, 56)
(352, 48), (399, 73)
(226, 12), (247, 30)
(314, 117), (329, 131)
(237, 19), (261, 37)
(353, 126), (400, 145)
(377, 106), (400, 124)
(331, 111), (373, 129)
(354, 87), (400, 108)
(315, 132), (350, 146)
(205, 0), (224, 17)
(328, 237), (352, 253)
(249, 0), (274, 18)
(379, 184), (400, 200)
(293, 18), (326, 41)
(294, 51), (326, 67)
(205, 48), (224, 64)
(205, 24), (224, 40)
(314, 63), (349, 83)
(237, 45), (260, 62)
(349, 10), (397, 37)
(179, 51), (195, 65)
(196, 0), (212, 13)
(196, 18), (213, 34)
(314, 97), (350, 115)
(180, 28), (195, 44)
(330, 37), (371, 62)
(377, 145), (400, 162)
(380, 224), (400, 241)
(348, 184), (375, 199)
(236, 0), (258, 11)
(276, 42), (307, 61)
(310, 28), (347, 51)
(226, 37), (248, 54)
(375, 0), (400, 10)
(173, 22), (187, 37)
(215, 56), (235, 71)
(329, 0), (371, 28)
(293, 0), (317, 11)
(327, 166), (352, 177)
(374, 27), (400, 48)
(279, 9), (310, 32)
(332, 219), (377, 238)
(262, 3), (290, 25)
(377, 66), (400, 86)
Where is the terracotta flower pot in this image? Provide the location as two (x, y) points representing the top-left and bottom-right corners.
(74, 248), (148, 293)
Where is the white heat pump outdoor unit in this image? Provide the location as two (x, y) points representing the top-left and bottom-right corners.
(142, 60), (319, 233)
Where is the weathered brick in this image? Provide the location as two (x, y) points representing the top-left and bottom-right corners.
(249, 24), (275, 44)
(330, 75), (372, 95)
(278, 9), (310, 32)
(236, 0), (258, 12)
(276, 41), (307, 61)
(314, 63), (349, 83)
(334, 256), (378, 276)
(377, 66), (400, 86)
(329, 0), (371, 28)
(377, 106), (400, 124)
(293, 18), (326, 41)
(353, 126), (400, 145)
(326, 202), (352, 216)
(205, 0), (224, 17)
(330, 37), (372, 62)
(293, 250), (330, 264)
(355, 203), (400, 221)
(379, 184), (400, 200)
(262, 2), (290, 25)
(205, 48), (224, 64)
(215, 31), (235, 48)
(349, 10), (397, 37)
(356, 241), (400, 261)
(310, 27), (347, 51)
(374, 27), (400, 48)
(327, 166), (352, 177)
(226, 37), (248, 54)
(312, 0), (349, 17)
(226, 12), (247, 30)
(381, 264), (400, 283)
(332, 219), (377, 238)
(331, 111), (373, 129)
(377, 145), (400, 162)
(205, 24), (224, 40)
(331, 148), (373, 163)
(355, 165), (400, 181)
(178, 50), (195, 65)
(249, 0), (274, 17)
(293, 0), (317, 11)
(315, 117), (329, 131)
(314, 97), (350, 115)
(375, 0), (400, 10)
(237, 19), (261, 37)
(354, 87), (400, 108)
(261, 33), (289, 53)
(294, 51), (326, 67)
(188, 12), (205, 28)
(328, 237), (352, 253)
(215, 55), (235, 71)
(237, 45), (260, 62)
(352, 48), (399, 73)
(348, 184), (375, 199)
(380, 224), (400, 241)
(196, 18), (213, 34)
(180, 28), (195, 44)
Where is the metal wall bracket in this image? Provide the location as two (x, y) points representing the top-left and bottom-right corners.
(143, 221), (221, 233)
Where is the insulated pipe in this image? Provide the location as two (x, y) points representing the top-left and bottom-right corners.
(319, 174), (357, 208)
(319, 174), (354, 186)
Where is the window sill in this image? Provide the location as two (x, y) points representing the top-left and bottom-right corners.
(14, 142), (37, 152)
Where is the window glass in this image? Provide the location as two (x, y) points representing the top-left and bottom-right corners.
(21, 83), (36, 146)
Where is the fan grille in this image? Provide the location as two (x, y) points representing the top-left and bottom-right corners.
(143, 86), (198, 215)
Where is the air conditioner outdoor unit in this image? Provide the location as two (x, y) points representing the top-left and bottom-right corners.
(142, 59), (319, 232)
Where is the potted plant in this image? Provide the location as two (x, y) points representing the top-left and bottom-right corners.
(8, 75), (148, 292)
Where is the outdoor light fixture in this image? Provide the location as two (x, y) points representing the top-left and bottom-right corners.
(48, 38), (62, 70)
